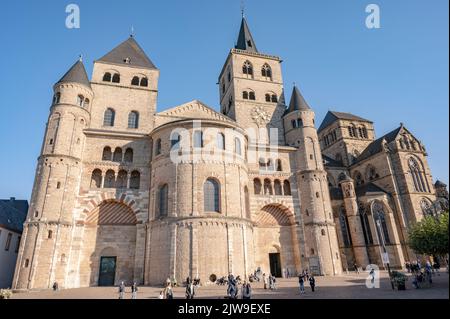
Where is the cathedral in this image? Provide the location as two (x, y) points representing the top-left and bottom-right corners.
(13, 17), (447, 290)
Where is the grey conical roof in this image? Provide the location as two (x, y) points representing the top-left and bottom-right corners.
(235, 17), (258, 52)
(435, 180), (447, 188)
(288, 85), (311, 113)
(56, 60), (91, 88)
(98, 37), (157, 69)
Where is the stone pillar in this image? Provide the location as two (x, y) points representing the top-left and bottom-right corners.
(340, 177), (370, 268)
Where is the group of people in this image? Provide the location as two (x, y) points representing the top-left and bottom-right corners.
(118, 281), (138, 299)
(298, 270), (315, 294)
(261, 273), (277, 290)
(407, 260), (436, 289)
(226, 274), (252, 299)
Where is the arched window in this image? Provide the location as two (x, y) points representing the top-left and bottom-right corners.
(359, 203), (373, 245)
(217, 133), (225, 150)
(140, 77), (148, 87)
(104, 170), (115, 188)
(102, 146), (112, 161)
(297, 118), (303, 127)
(339, 207), (352, 247)
(116, 170), (128, 189)
(103, 72), (112, 82)
(265, 93), (271, 102)
(249, 91), (256, 100)
(171, 132), (181, 150)
(267, 159), (274, 171)
(409, 158), (428, 193)
(420, 199), (434, 216)
(362, 126), (368, 138)
(367, 165), (378, 181)
(234, 137), (242, 155)
(113, 147), (122, 162)
(103, 108), (115, 127)
(124, 148), (133, 162)
(354, 171), (364, 186)
(157, 184), (169, 217)
(283, 180), (291, 195)
(130, 171), (140, 189)
(112, 73), (120, 83)
(261, 64), (272, 80)
(372, 201), (391, 244)
(254, 178), (262, 195)
(242, 91), (249, 99)
(276, 159), (282, 171)
(271, 94), (278, 103)
(263, 179), (273, 195)
(204, 178), (220, 212)
(131, 76), (140, 86)
(274, 180), (282, 195)
(128, 111), (139, 129)
(244, 186), (251, 219)
(291, 119), (298, 128)
(90, 169), (102, 188)
(53, 92), (61, 104)
(77, 95), (85, 107)
(242, 61), (253, 77)
(84, 98), (90, 108)
(321, 229), (326, 236)
(155, 139), (162, 155)
(194, 131), (203, 148)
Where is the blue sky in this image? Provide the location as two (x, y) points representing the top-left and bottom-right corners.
(0, 0), (448, 199)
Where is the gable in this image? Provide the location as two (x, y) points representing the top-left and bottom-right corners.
(154, 100), (236, 128)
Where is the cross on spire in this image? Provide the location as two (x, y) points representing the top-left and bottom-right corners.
(241, 0), (245, 18)
(130, 25), (135, 38)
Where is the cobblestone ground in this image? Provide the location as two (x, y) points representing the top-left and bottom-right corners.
(11, 271), (449, 299)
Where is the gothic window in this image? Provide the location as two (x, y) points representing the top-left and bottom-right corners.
(399, 139), (405, 149)
(157, 184), (169, 217)
(243, 91), (249, 99)
(367, 165), (378, 181)
(140, 77), (148, 87)
(354, 171), (364, 186)
(128, 111), (139, 129)
(359, 203), (373, 245)
(372, 201), (391, 244)
(194, 131), (203, 148)
(112, 73), (120, 83)
(103, 72), (112, 82)
(235, 137), (242, 155)
(131, 76), (140, 86)
(264, 179), (273, 195)
(217, 133), (225, 150)
(348, 126), (353, 137)
(116, 170), (128, 189)
(265, 94), (271, 102)
(204, 178), (220, 212)
(104, 170), (115, 188)
(113, 147), (122, 162)
(130, 171), (140, 189)
(409, 157), (429, 193)
(103, 108), (115, 127)
(362, 126), (368, 138)
(283, 180), (291, 195)
(274, 180), (283, 195)
(339, 207), (352, 247)
(261, 64), (272, 80)
(244, 186), (251, 219)
(242, 61), (253, 78)
(254, 178), (262, 195)
(249, 91), (256, 100)
(276, 159), (282, 172)
(124, 148), (133, 162)
(271, 94), (278, 103)
(102, 146), (112, 161)
(90, 169), (102, 188)
(420, 198), (434, 216)
(155, 139), (162, 155)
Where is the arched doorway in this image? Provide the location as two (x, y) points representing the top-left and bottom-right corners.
(254, 204), (300, 277)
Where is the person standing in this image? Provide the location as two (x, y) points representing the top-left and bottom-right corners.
(309, 275), (316, 292)
(131, 282), (138, 299)
(118, 281), (125, 299)
(298, 273), (305, 294)
(354, 263), (359, 274)
(242, 281), (252, 299)
(262, 273), (267, 289)
(164, 282), (173, 299)
(186, 277), (195, 299)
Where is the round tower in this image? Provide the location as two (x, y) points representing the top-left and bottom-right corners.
(14, 59), (93, 290)
(284, 85), (342, 276)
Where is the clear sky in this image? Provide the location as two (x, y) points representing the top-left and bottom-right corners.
(0, 0), (448, 200)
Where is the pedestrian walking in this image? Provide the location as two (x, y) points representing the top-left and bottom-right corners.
(309, 275), (315, 292)
(242, 281), (252, 299)
(131, 282), (138, 299)
(118, 281), (125, 299)
(298, 273), (305, 294)
(185, 277), (195, 299)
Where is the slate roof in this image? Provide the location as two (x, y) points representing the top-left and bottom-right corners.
(98, 37), (157, 69)
(322, 154), (344, 168)
(318, 111), (372, 133)
(0, 198), (28, 233)
(355, 183), (388, 197)
(435, 180), (447, 188)
(56, 60), (91, 88)
(287, 85), (311, 113)
(235, 17), (258, 52)
(353, 126), (402, 164)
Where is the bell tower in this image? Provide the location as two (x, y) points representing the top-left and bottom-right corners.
(218, 16), (286, 144)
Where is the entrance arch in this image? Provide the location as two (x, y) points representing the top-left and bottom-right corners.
(254, 204), (300, 277)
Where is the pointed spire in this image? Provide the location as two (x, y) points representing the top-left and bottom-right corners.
(56, 59), (91, 88)
(288, 85), (311, 112)
(235, 17), (258, 52)
(98, 37), (157, 69)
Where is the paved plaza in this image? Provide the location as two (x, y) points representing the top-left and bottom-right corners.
(11, 271), (449, 299)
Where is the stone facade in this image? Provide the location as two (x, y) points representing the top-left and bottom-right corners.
(12, 18), (445, 290)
